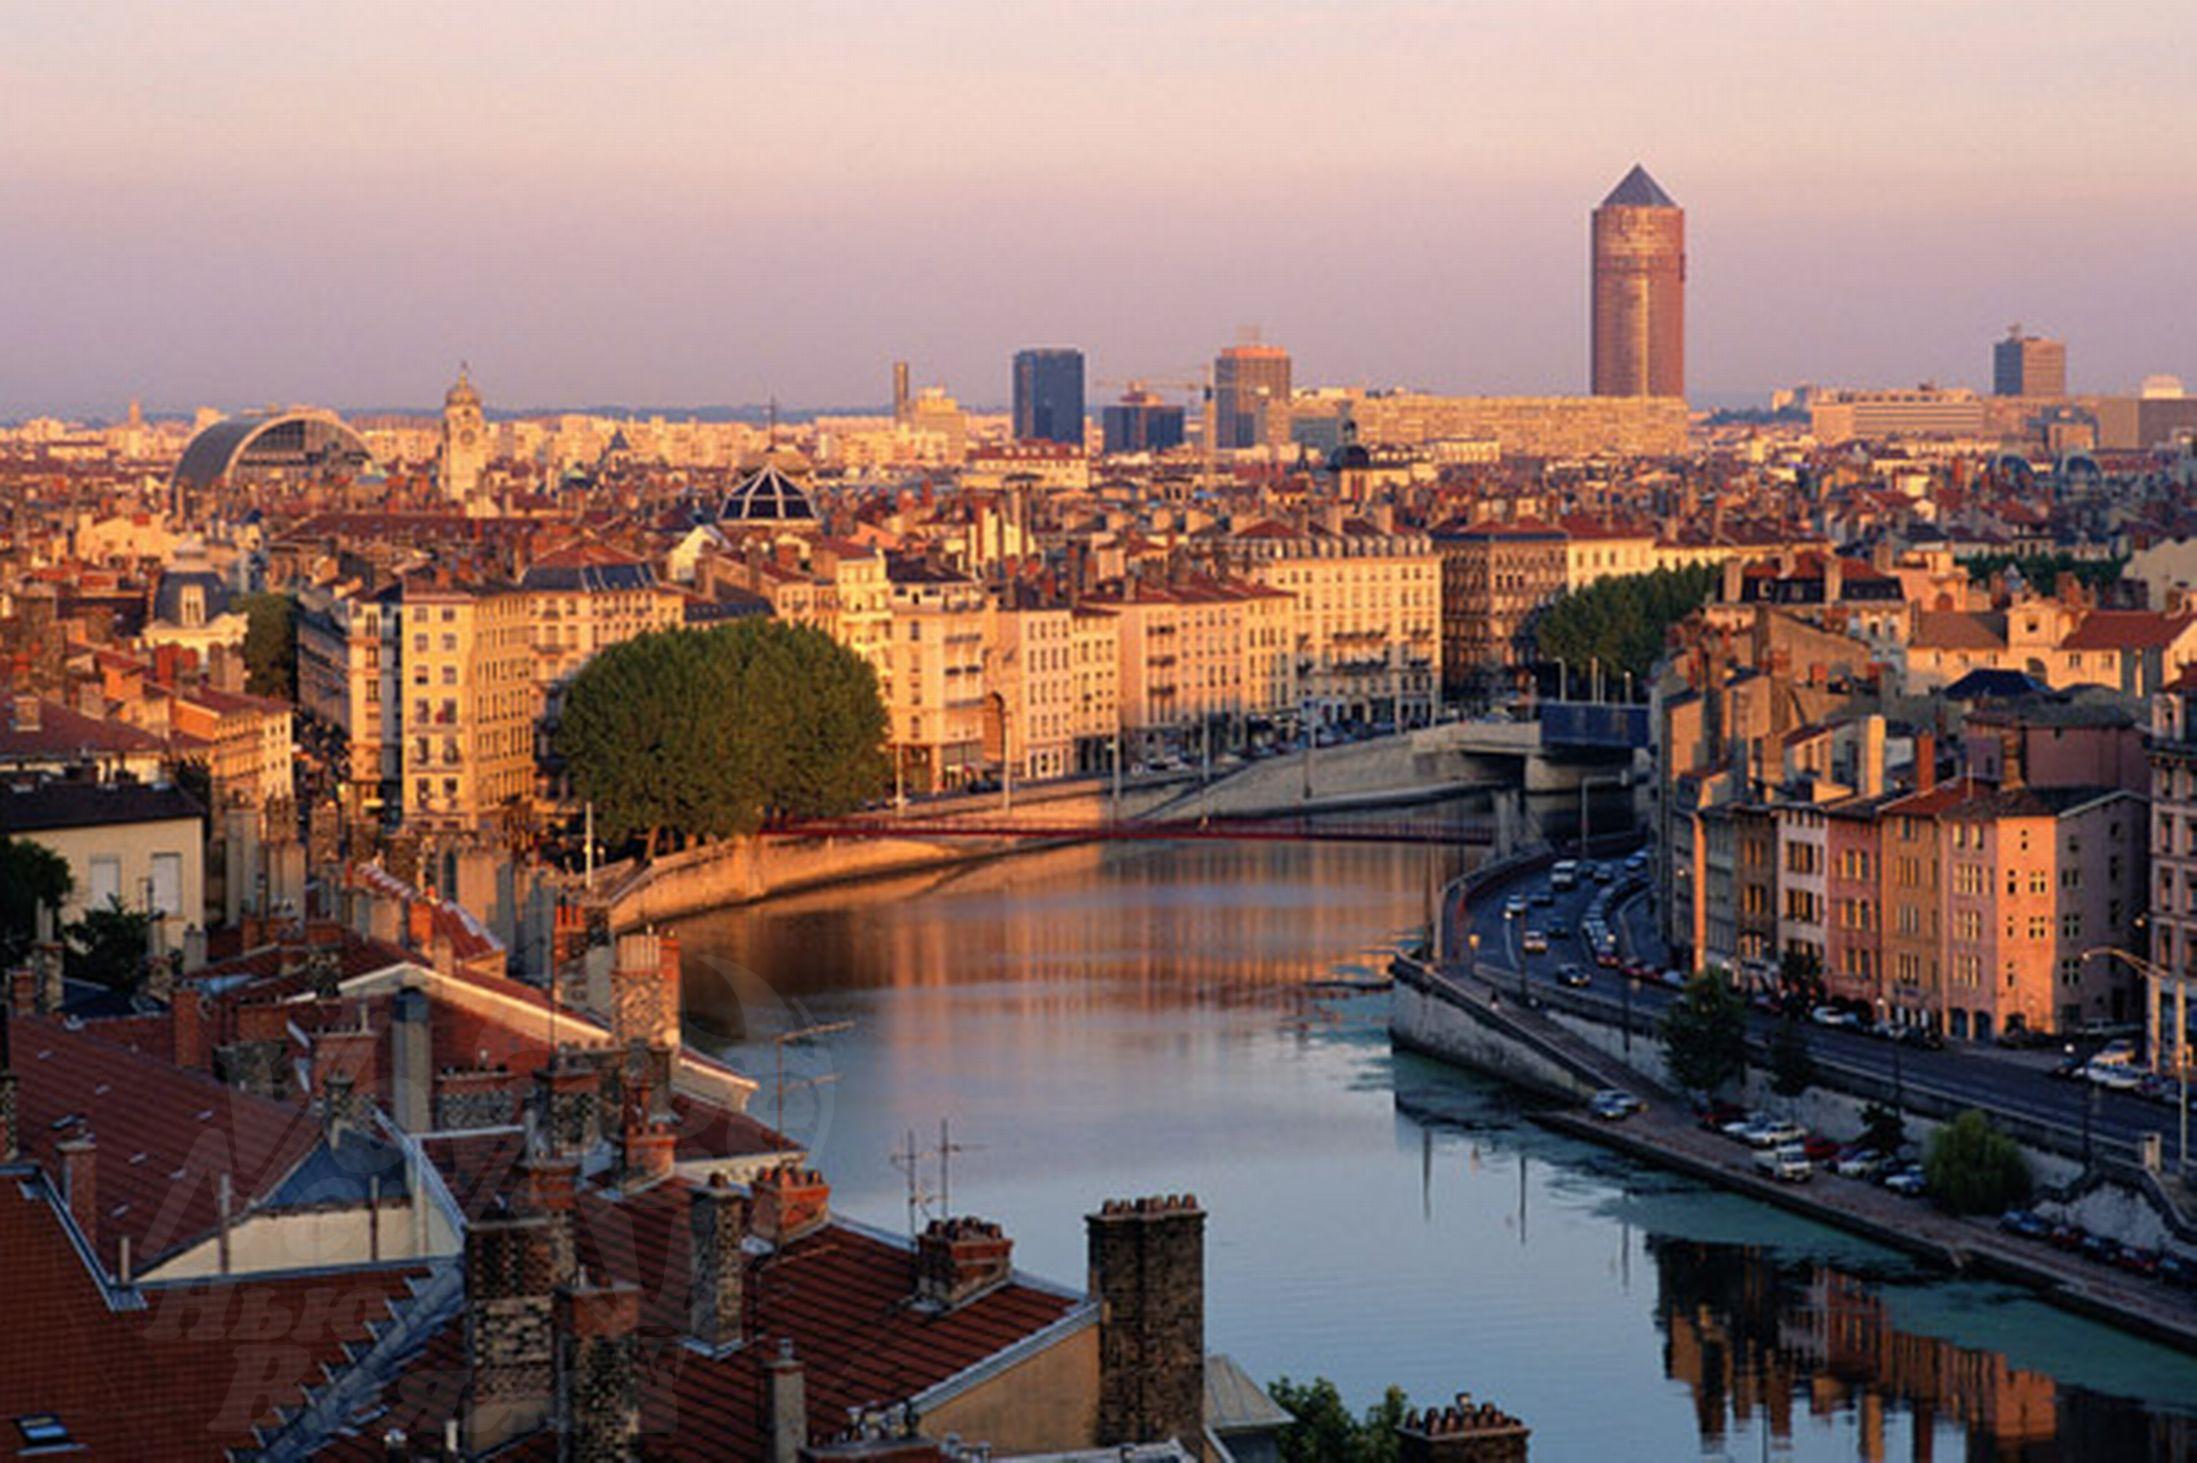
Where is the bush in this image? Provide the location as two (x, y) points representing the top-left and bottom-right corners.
(1660, 969), (1747, 1097)
(1924, 1109), (2032, 1215)
(1269, 1376), (1410, 1463)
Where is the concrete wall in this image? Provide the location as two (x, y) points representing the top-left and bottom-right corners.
(921, 1319), (1099, 1456)
(149, 1196), (460, 1281)
(1389, 961), (1603, 1102)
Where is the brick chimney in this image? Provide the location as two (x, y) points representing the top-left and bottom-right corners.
(0, 1008), (14, 1164)
(1088, 1194), (1205, 1457)
(1396, 1393), (1531, 1463)
(1914, 730), (1937, 793)
(57, 1133), (97, 1241)
(914, 1217), (1014, 1313)
(532, 1052), (603, 1155)
(688, 1173), (749, 1353)
(436, 1064), (520, 1130)
(464, 1208), (560, 1453)
(170, 987), (210, 1072)
(515, 1150), (581, 1288)
(312, 1020), (380, 1101)
(554, 1280), (641, 1463)
(10, 695), (41, 734)
(619, 1115), (676, 1193)
(749, 1164), (830, 1248)
(611, 930), (680, 1051)
(766, 1340), (806, 1463)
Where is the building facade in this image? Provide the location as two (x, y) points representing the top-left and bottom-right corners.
(1591, 165), (1685, 398)
(1012, 348), (1086, 447)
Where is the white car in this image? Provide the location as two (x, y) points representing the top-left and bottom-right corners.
(1747, 1119), (1806, 1149)
(1520, 929), (1549, 954)
(1834, 1149), (1887, 1179)
(1754, 1144), (1812, 1182)
(2085, 1061), (2142, 1092)
(1504, 896), (1528, 918)
(1589, 1089), (1642, 1119)
(1810, 1006), (1858, 1028)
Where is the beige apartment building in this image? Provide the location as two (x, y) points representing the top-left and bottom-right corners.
(1242, 531), (1440, 729)
(297, 580), (405, 817)
(989, 602), (1079, 782)
(398, 574), (536, 832)
(1070, 606), (1122, 772)
(519, 544), (685, 718)
(886, 559), (989, 794)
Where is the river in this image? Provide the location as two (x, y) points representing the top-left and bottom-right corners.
(671, 807), (2197, 1460)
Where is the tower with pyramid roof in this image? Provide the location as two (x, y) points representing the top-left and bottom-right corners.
(1590, 164), (1685, 399)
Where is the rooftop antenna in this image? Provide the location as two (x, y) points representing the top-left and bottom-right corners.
(889, 1128), (938, 1238)
(935, 1117), (982, 1219)
(767, 395), (780, 450)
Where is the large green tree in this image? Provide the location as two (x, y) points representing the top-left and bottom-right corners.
(65, 898), (156, 996)
(554, 619), (887, 857)
(0, 836), (72, 966)
(1769, 1014), (1817, 1102)
(1924, 1109), (2032, 1215)
(1660, 969), (1748, 1097)
(237, 591), (298, 701)
(1533, 563), (1719, 689)
(1269, 1376), (1411, 1463)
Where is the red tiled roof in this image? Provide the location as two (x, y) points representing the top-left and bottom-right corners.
(13, 1016), (325, 1272)
(329, 1179), (1082, 1458)
(2061, 610), (2195, 652)
(0, 1182), (423, 1459)
(0, 700), (168, 761)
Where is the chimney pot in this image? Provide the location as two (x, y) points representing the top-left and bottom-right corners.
(57, 1133), (97, 1243)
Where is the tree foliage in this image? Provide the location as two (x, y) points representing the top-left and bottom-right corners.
(1769, 1015), (1816, 1101)
(1924, 1108), (2032, 1215)
(1660, 969), (1747, 1097)
(0, 836), (72, 967)
(1269, 1376), (1410, 1463)
(1860, 1101), (1906, 1156)
(65, 898), (155, 995)
(237, 592), (298, 702)
(1959, 552), (2126, 597)
(553, 619), (888, 857)
(1533, 564), (1719, 688)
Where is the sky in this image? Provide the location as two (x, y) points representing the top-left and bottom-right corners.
(5, 0), (2196, 417)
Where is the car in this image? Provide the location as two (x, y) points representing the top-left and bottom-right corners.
(1834, 1148), (1886, 1179)
(1810, 1005), (1858, 1029)
(1882, 1165), (1928, 1197)
(2159, 1254), (2197, 1291)
(1719, 1114), (1765, 1142)
(1530, 891), (1555, 908)
(1660, 968), (1688, 990)
(1699, 1101), (1745, 1133)
(1557, 964), (1591, 989)
(1589, 1090), (1641, 1121)
(1623, 959), (1653, 981)
(1895, 1025), (1946, 1051)
(2085, 1061), (2143, 1092)
(1755, 1144), (1813, 1182)
(1747, 1119), (1806, 1149)
(2048, 1222), (2086, 1252)
(1595, 949), (1623, 969)
(1593, 864), (1616, 884)
(1504, 895), (1527, 918)
(2081, 1231), (2121, 1265)
(1801, 1135), (1841, 1164)
(1520, 929), (1549, 954)
(2049, 1051), (2092, 1080)
(2116, 1246), (2162, 1278)
(1546, 920), (1572, 941)
(1998, 1209), (2050, 1241)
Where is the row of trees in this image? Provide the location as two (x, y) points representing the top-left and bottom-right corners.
(1657, 968), (2028, 1214)
(1532, 563), (1720, 688)
(553, 619), (889, 858)
(1959, 551), (2126, 597)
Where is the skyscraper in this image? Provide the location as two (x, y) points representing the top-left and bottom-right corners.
(1591, 165), (1685, 399)
(1993, 327), (2067, 397)
(1213, 343), (1293, 450)
(1013, 348), (1086, 446)
(892, 359), (911, 422)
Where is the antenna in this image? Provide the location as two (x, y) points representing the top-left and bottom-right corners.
(936, 1118), (983, 1219)
(889, 1128), (938, 1238)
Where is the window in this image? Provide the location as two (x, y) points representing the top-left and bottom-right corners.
(15, 1414), (73, 1452)
(149, 853), (181, 918)
(88, 857), (120, 910)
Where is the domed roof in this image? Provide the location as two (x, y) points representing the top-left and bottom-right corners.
(445, 366), (481, 410)
(717, 462), (816, 524)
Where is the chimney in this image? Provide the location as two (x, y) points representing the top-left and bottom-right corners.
(1914, 731), (1937, 793)
(57, 1133), (97, 1242)
(322, 1070), (360, 1145)
(766, 1340), (806, 1463)
(2001, 727), (2026, 790)
(1395, 1393), (1531, 1463)
(10, 695), (41, 734)
(391, 987), (432, 1134)
(619, 1114), (676, 1193)
(313, 1021), (380, 1101)
(1824, 556), (1845, 606)
(464, 1208), (560, 1453)
(532, 1051), (604, 1156)
(515, 1150), (581, 1287)
(554, 1280), (641, 1463)
(611, 930), (679, 1051)
(688, 1172), (749, 1352)
(1860, 714), (1885, 800)
(1087, 1195), (1205, 1457)
(749, 1164), (831, 1247)
(405, 899), (435, 955)
(914, 1217), (1014, 1312)
(181, 924), (207, 974)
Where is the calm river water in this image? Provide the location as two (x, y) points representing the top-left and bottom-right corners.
(673, 810), (2197, 1461)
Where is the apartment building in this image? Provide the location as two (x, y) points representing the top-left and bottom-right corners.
(990, 601), (1078, 781)
(1433, 518), (1569, 690)
(397, 574), (536, 832)
(885, 558), (988, 794)
(519, 542), (685, 718)
(296, 580), (404, 817)
(1243, 530), (1440, 730)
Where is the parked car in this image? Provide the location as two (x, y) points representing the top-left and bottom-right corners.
(1834, 1148), (1886, 1179)
(1557, 964), (1591, 989)
(1755, 1144), (1813, 1182)
(1810, 1005), (1858, 1029)
(1720, 1114), (1766, 1143)
(1801, 1135), (1842, 1164)
(2159, 1254), (2197, 1291)
(2048, 1222), (2086, 1252)
(1699, 1101), (1745, 1133)
(1882, 1165), (1929, 1197)
(1593, 864), (1616, 884)
(1747, 1119), (1806, 1149)
(1595, 949), (1623, 969)
(2116, 1246), (2162, 1278)
(1998, 1209), (2050, 1241)
(2081, 1231), (2121, 1265)
(1589, 1089), (1641, 1120)
(1660, 968), (1688, 990)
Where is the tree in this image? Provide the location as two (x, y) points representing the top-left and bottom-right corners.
(1769, 1015), (1816, 1102)
(1925, 1108), (2033, 1215)
(1532, 564), (1720, 689)
(1778, 946), (1825, 1008)
(237, 592), (298, 701)
(1659, 969), (1747, 1097)
(1859, 1101), (1906, 1156)
(1269, 1376), (1410, 1463)
(65, 898), (156, 996)
(0, 836), (72, 966)
(553, 620), (888, 858)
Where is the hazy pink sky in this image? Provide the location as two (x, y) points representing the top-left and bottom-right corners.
(6, 1), (2195, 415)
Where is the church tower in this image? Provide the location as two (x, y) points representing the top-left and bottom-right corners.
(441, 365), (487, 505)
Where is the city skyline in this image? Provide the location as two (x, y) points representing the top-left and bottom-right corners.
(7, 2), (2197, 415)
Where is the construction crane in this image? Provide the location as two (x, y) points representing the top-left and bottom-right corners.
(1095, 372), (1218, 491)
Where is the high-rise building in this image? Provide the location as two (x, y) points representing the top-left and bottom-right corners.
(1101, 389), (1186, 455)
(891, 360), (911, 422)
(1012, 348), (1086, 446)
(1993, 327), (2067, 397)
(1213, 343), (1292, 450)
(1591, 165), (1685, 399)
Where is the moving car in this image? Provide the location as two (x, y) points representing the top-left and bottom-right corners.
(1520, 929), (1549, 954)
(1754, 1144), (1812, 1182)
(1504, 895), (1527, 918)
(1746, 1119), (1806, 1149)
(1810, 1005), (1858, 1028)
(1589, 1089), (1641, 1121)
(1557, 964), (1591, 989)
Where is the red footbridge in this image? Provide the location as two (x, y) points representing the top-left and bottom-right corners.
(770, 814), (1496, 846)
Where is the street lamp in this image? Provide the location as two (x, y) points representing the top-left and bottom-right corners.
(2078, 945), (2186, 1177)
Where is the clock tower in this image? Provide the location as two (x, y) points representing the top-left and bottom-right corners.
(441, 365), (487, 505)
